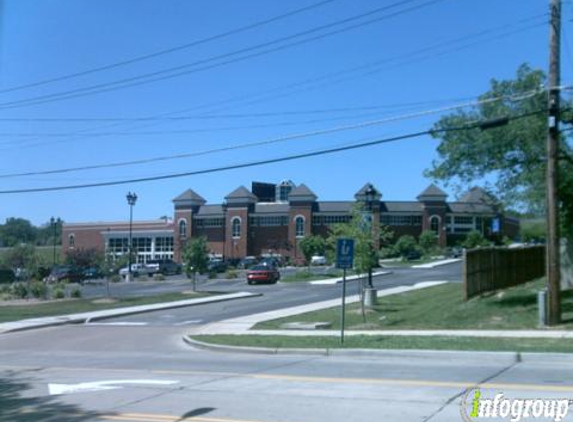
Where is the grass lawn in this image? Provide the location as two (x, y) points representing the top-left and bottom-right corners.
(255, 278), (573, 330)
(0, 291), (209, 323)
(190, 334), (573, 353)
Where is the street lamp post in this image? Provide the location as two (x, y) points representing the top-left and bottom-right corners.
(50, 216), (57, 267)
(126, 192), (138, 282)
(363, 185), (377, 306)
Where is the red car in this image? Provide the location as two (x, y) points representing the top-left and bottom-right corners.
(247, 264), (280, 285)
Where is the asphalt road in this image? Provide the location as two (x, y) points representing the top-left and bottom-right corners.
(10, 261), (568, 422)
(90, 263), (462, 326)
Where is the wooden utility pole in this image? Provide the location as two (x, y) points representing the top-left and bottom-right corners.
(546, 0), (561, 325)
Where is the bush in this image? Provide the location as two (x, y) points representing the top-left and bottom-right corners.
(70, 287), (82, 298)
(109, 274), (121, 283)
(29, 281), (48, 299)
(418, 230), (438, 256)
(153, 273), (165, 281)
(225, 269), (238, 279)
(208, 271), (217, 279)
(53, 288), (65, 299)
(393, 235), (420, 258)
(10, 282), (28, 299)
(462, 230), (491, 249)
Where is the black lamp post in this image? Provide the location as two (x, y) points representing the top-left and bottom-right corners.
(126, 192), (138, 281)
(364, 185), (376, 289)
(50, 216), (57, 267)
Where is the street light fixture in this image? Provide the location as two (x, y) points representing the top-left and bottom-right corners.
(126, 192), (138, 282)
(50, 216), (57, 267)
(364, 185), (376, 289)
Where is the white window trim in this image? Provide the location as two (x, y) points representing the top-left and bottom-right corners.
(177, 218), (188, 237)
(231, 216), (242, 239)
(294, 214), (306, 238)
(68, 233), (75, 249)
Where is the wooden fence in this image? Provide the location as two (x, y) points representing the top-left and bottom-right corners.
(463, 245), (545, 300)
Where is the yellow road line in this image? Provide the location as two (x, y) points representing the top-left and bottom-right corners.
(2, 364), (573, 393)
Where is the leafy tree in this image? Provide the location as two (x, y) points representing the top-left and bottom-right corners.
(0, 218), (37, 247)
(393, 235), (420, 258)
(426, 64), (573, 236)
(462, 230), (491, 249)
(521, 220), (546, 243)
(418, 230), (438, 256)
(36, 218), (62, 247)
(1, 244), (41, 279)
(65, 248), (103, 269)
(299, 235), (326, 267)
(182, 236), (209, 291)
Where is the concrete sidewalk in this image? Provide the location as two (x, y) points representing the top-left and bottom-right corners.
(309, 269), (392, 285)
(0, 291), (260, 334)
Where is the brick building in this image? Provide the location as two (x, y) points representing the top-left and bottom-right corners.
(62, 181), (519, 264)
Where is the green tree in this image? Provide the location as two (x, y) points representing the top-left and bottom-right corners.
(418, 230), (438, 256)
(462, 230), (491, 249)
(182, 236), (209, 291)
(426, 64), (573, 236)
(393, 235), (420, 259)
(0, 218), (37, 247)
(521, 220), (546, 243)
(1, 244), (41, 280)
(65, 248), (103, 269)
(299, 235), (326, 267)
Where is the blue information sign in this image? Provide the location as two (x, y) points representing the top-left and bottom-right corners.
(336, 238), (355, 269)
(491, 217), (501, 234)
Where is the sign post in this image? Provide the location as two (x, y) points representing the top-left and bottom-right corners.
(336, 238), (354, 344)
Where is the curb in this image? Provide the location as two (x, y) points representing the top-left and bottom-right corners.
(309, 270), (392, 285)
(182, 335), (525, 361)
(0, 291), (262, 334)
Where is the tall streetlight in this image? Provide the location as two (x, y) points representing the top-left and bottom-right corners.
(126, 192), (138, 282)
(50, 216), (57, 267)
(364, 185), (376, 289)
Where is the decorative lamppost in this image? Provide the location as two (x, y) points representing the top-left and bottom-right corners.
(364, 185), (376, 289)
(126, 192), (138, 282)
(50, 216), (57, 267)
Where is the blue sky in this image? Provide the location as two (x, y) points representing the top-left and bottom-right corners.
(0, 0), (569, 226)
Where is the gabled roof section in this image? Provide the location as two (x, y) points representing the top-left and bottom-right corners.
(354, 182), (382, 202)
(288, 183), (317, 202)
(225, 185), (258, 205)
(459, 187), (497, 205)
(417, 184), (447, 202)
(172, 189), (206, 207)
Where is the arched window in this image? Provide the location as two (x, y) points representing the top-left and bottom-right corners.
(295, 215), (305, 237)
(68, 234), (75, 248)
(178, 219), (187, 237)
(430, 215), (440, 234)
(232, 217), (241, 238)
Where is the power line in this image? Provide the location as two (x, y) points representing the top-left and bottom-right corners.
(0, 93), (544, 180)
(0, 110), (544, 195)
(0, 0), (339, 95)
(0, 0), (444, 110)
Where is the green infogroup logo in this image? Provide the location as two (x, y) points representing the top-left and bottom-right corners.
(460, 388), (571, 422)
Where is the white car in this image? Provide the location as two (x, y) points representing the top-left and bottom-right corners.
(118, 263), (149, 277)
(311, 255), (327, 265)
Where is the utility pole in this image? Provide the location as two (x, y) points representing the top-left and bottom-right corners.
(546, 0), (561, 325)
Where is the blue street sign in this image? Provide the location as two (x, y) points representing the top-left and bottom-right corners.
(336, 238), (355, 269)
(491, 217), (501, 234)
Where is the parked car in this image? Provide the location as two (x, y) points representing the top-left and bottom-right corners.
(238, 256), (258, 269)
(0, 268), (15, 284)
(247, 264), (280, 285)
(208, 259), (228, 274)
(310, 255), (327, 265)
(118, 263), (151, 278)
(46, 265), (84, 283)
(82, 267), (104, 280)
(145, 259), (181, 275)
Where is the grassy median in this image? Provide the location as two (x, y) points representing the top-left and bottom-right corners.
(256, 278), (573, 331)
(0, 291), (209, 323)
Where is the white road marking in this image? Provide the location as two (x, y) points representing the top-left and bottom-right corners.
(174, 319), (203, 326)
(86, 322), (148, 326)
(48, 379), (178, 395)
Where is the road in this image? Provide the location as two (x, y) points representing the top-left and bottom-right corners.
(7, 262), (570, 422)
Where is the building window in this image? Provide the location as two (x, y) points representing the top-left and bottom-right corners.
(430, 215), (440, 234)
(178, 219), (187, 237)
(249, 216), (288, 227)
(68, 234), (75, 248)
(194, 217), (224, 229)
(312, 215), (352, 226)
(232, 217), (241, 238)
(295, 215), (305, 237)
(380, 215), (423, 226)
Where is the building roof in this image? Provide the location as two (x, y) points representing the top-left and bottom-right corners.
(225, 186), (258, 205)
(380, 201), (423, 213)
(417, 184), (448, 201)
(459, 187), (497, 205)
(316, 201), (353, 213)
(254, 203), (290, 214)
(448, 202), (496, 214)
(354, 182), (382, 201)
(195, 204), (225, 216)
(288, 183), (317, 201)
(172, 189), (206, 204)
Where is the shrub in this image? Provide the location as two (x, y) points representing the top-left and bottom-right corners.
(10, 282), (28, 299)
(462, 230), (491, 249)
(226, 269), (238, 279)
(109, 274), (121, 283)
(29, 281), (48, 299)
(53, 288), (65, 299)
(418, 230), (438, 256)
(208, 271), (217, 279)
(393, 235), (419, 258)
(70, 287), (82, 298)
(153, 273), (165, 281)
